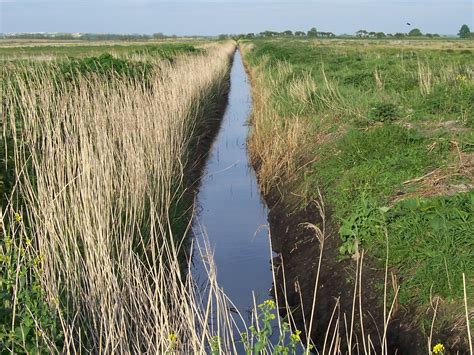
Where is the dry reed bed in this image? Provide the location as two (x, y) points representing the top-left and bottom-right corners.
(3, 42), (241, 353)
(241, 52), (309, 196)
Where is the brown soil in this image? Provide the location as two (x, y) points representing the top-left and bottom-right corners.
(262, 187), (426, 354)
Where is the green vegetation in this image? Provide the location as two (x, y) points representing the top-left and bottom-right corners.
(1, 215), (64, 353)
(241, 300), (306, 354)
(458, 24), (473, 39)
(0, 41), (200, 59)
(244, 38), (473, 344)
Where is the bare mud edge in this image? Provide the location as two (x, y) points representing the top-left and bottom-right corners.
(240, 49), (426, 354)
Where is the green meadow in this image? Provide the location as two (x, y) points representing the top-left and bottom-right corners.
(244, 38), (473, 341)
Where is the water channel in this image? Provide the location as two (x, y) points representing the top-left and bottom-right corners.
(193, 49), (272, 316)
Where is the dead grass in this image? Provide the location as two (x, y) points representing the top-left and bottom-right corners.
(3, 42), (237, 353)
(241, 46), (312, 196)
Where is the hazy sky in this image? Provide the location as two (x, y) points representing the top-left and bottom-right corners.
(1, 0), (473, 36)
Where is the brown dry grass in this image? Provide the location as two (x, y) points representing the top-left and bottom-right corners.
(241, 48), (312, 196)
(3, 42), (239, 353)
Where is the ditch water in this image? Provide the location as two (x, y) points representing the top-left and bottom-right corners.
(193, 49), (272, 315)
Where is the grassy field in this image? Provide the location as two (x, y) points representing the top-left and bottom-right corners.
(243, 38), (473, 350)
(0, 39), (207, 59)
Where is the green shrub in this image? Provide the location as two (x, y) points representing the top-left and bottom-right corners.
(343, 70), (374, 89)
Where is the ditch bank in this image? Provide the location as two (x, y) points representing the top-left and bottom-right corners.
(263, 189), (425, 354)
(241, 48), (427, 354)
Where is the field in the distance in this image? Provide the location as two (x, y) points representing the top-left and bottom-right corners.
(0, 38), (209, 59)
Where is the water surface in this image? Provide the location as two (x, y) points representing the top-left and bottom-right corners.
(193, 50), (271, 315)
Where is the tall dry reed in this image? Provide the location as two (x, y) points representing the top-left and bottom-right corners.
(3, 42), (241, 353)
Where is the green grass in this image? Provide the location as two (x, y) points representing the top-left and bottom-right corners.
(311, 124), (449, 220)
(0, 42), (202, 59)
(384, 192), (474, 304)
(245, 38), (474, 333)
(248, 39), (473, 123)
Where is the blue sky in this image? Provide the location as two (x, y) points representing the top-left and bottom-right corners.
(1, 0), (472, 36)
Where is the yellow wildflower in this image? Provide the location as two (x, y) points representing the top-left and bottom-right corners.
(456, 74), (467, 82)
(263, 299), (275, 309)
(169, 332), (177, 343)
(14, 212), (22, 223)
(290, 330), (301, 343)
(433, 343), (445, 354)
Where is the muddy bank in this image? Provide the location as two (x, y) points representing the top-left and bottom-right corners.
(263, 188), (429, 354)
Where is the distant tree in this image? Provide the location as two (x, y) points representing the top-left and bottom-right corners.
(394, 32), (406, 38)
(368, 31), (376, 38)
(356, 29), (368, 38)
(283, 30), (293, 36)
(376, 32), (386, 38)
(245, 33), (255, 39)
(260, 30), (278, 37)
(458, 24), (471, 38)
(218, 34), (229, 40)
(307, 27), (318, 37)
(318, 32), (335, 38)
(295, 31), (306, 37)
(408, 28), (423, 36)
(152, 32), (165, 39)
(425, 33), (433, 38)
(432, 33), (440, 37)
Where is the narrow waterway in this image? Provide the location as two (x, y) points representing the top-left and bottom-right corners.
(193, 50), (271, 315)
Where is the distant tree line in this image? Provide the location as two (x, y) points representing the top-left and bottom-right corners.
(218, 24), (474, 41)
(0, 32), (182, 40)
(355, 28), (441, 38)
(2, 24), (472, 41)
(220, 27), (336, 40)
